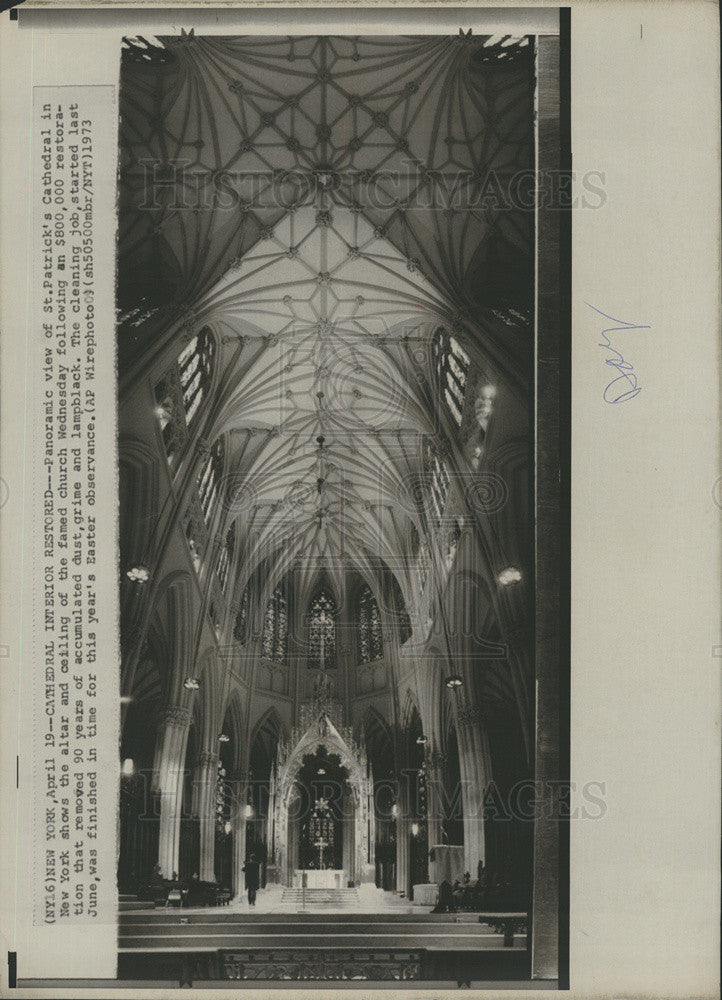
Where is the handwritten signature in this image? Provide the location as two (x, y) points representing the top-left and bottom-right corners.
(586, 303), (650, 403)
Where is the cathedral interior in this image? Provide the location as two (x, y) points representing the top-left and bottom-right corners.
(115, 29), (562, 978)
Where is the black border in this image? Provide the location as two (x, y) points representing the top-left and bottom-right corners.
(558, 6), (572, 992)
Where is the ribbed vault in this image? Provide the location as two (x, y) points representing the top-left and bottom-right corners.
(119, 33), (534, 613)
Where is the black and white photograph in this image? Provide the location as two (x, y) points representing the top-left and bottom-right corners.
(1, 1), (720, 997)
(115, 23), (566, 986)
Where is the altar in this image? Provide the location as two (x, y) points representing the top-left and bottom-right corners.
(293, 869), (347, 890)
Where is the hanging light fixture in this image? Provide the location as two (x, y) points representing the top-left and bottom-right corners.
(121, 758), (135, 777)
(416, 735), (428, 745)
(126, 565), (150, 583)
(218, 733), (230, 743)
(497, 567), (522, 586)
(445, 675), (463, 690)
(183, 677), (200, 691)
(410, 822), (419, 837)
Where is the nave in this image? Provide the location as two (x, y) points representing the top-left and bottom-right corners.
(115, 25), (561, 984)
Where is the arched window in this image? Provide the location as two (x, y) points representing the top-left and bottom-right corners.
(474, 382), (497, 437)
(233, 586), (250, 643)
(155, 327), (216, 465)
(216, 521), (235, 592)
(185, 509), (204, 573)
(358, 585), (383, 663)
(307, 591), (337, 669)
(432, 326), (470, 426)
(209, 599), (220, 637)
(179, 328), (215, 427)
(423, 438), (451, 526)
(121, 35), (174, 66)
(418, 539), (430, 589)
(262, 585), (288, 664)
(445, 521), (461, 571)
(390, 576), (412, 645)
(198, 438), (224, 525)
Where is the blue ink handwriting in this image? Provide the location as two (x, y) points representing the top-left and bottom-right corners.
(586, 302), (649, 403)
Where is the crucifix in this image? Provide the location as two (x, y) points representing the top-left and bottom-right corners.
(314, 837), (329, 870)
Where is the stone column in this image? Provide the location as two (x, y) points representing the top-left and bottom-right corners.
(343, 788), (355, 882)
(228, 771), (248, 900)
(155, 705), (192, 878)
(275, 788), (289, 886)
(425, 748), (446, 850)
(266, 761), (276, 851)
(195, 750), (219, 882)
(287, 805), (299, 884)
(395, 774), (411, 896)
(456, 706), (491, 876)
(367, 765), (376, 867)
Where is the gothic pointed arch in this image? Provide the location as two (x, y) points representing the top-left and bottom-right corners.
(118, 437), (161, 572)
(250, 705), (286, 757)
(360, 706), (393, 773)
(128, 570), (193, 704)
(219, 692), (244, 776)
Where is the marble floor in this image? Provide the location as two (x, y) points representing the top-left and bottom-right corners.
(230, 883), (432, 913)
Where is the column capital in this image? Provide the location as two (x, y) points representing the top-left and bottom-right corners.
(197, 750), (220, 769)
(160, 705), (192, 728)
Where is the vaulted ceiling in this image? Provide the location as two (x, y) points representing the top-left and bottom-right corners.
(118, 34), (534, 615)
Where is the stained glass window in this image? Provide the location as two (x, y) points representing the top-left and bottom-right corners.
(445, 521), (461, 571)
(185, 512), (203, 573)
(432, 326), (470, 426)
(121, 36), (173, 66)
(310, 798), (334, 849)
(198, 437), (224, 524)
(358, 585), (383, 663)
(179, 327), (215, 428)
(307, 591), (337, 669)
(262, 585), (288, 664)
(390, 575), (412, 645)
(423, 439), (451, 526)
(216, 522), (235, 591)
(418, 539), (430, 588)
(155, 327), (216, 466)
